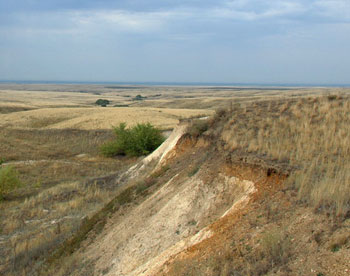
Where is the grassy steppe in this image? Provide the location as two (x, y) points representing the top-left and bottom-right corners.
(1, 85), (350, 275)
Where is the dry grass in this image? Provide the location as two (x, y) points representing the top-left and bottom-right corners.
(0, 123), (136, 275)
(2, 84), (348, 111)
(0, 128), (132, 193)
(218, 94), (350, 216)
(0, 128), (135, 276)
(0, 128), (114, 160)
(0, 107), (212, 130)
(39, 167), (168, 276)
(0, 180), (116, 275)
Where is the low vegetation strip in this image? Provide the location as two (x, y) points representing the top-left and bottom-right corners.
(0, 165), (22, 200)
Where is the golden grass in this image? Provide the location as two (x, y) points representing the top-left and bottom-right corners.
(0, 107), (212, 130)
(0, 89), (105, 108)
(2, 84), (349, 111)
(219, 94), (350, 216)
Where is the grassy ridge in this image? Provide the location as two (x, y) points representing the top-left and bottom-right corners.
(217, 95), (350, 216)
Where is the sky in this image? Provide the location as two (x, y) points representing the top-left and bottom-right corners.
(0, 0), (350, 84)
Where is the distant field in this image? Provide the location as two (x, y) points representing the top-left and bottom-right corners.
(0, 107), (211, 130)
(0, 86), (215, 130)
(2, 84), (348, 110)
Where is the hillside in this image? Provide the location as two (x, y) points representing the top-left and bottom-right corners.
(37, 94), (350, 276)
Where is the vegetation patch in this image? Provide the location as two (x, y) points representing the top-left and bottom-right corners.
(101, 122), (165, 157)
(0, 106), (33, 114)
(95, 99), (110, 107)
(188, 165), (201, 177)
(0, 165), (22, 200)
(113, 104), (129, 107)
(132, 94), (147, 101)
(186, 119), (209, 138)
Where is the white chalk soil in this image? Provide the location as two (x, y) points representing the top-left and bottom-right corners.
(72, 123), (257, 276)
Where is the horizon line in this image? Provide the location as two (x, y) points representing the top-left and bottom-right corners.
(0, 79), (350, 88)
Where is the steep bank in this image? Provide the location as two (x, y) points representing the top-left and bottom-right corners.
(40, 121), (285, 275)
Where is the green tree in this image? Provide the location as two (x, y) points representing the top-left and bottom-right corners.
(95, 99), (110, 106)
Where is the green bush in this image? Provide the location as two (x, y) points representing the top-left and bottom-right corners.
(132, 94), (146, 101)
(95, 99), (110, 106)
(101, 122), (165, 157)
(0, 166), (22, 200)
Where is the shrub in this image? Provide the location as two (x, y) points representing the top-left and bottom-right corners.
(0, 166), (22, 200)
(101, 123), (165, 157)
(188, 165), (200, 177)
(132, 94), (146, 101)
(187, 119), (209, 138)
(327, 94), (337, 101)
(95, 99), (110, 106)
(260, 229), (291, 266)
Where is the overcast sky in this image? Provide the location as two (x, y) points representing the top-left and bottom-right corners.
(0, 0), (349, 84)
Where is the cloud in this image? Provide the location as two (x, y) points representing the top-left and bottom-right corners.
(80, 10), (185, 33)
(1, 0), (350, 83)
(1, 0), (350, 37)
